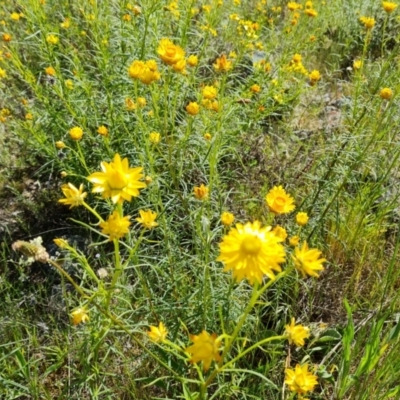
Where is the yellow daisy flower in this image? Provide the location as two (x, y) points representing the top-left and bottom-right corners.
(148, 322), (168, 343)
(285, 364), (318, 394)
(217, 221), (286, 285)
(100, 211), (131, 240)
(285, 318), (310, 347)
(71, 307), (89, 326)
(265, 186), (296, 214)
(58, 183), (87, 208)
(186, 330), (221, 371)
(87, 153), (146, 204)
(293, 242), (326, 278)
(136, 210), (158, 229)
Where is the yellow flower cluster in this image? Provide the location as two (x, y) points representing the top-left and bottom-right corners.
(157, 38), (186, 72)
(128, 60), (161, 84)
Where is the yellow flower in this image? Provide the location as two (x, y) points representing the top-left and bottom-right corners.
(186, 331), (221, 371)
(353, 59), (363, 70)
(122, 13), (131, 21)
(87, 153), (146, 204)
(97, 125), (109, 136)
(380, 87), (393, 100)
(272, 225), (288, 240)
(125, 97), (137, 111)
(296, 212), (309, 226)
(54, 238), (69, 248)
(288, 2), (302, 11)
(213, 54), (232, 72)
(0, 68), (6, 79)
(289, 236), (300, 247)
(60, 17), (71, 28)
(285, 318), (310, 347)
(383, 1), (398, 13)
(266, 186), (295, 214)
(309, 70), (321, 84)
(293, 242), (326, 278)
(305, 8), (317, 17)
(10, 12), (21, 21)
(137, 97), (147, 107)
(58, 183), (87, 208)
(71, 307), (89, 326)
(45, 66), (56, 76)
(65, 79), (74, 89)
(25, 113), (33, 120)
(172, 59), (186, 73)
(359, 16), (376, 29)
(149, 132), (161, 144)
(100, 211), (131, 240)
(56, 141), (66, 149)
(217, 221), (286, 284)
(157, 38), (185, 66)
(148, 322), (168, 343)
(2, 33), (12, 42)
(305, 0), (313, 8)
(292, 53), (302, 64)
(285, 364), (318, 394)
(194, 184), (209, 200)
(136, 209), (158, 229)
(186, 101), (200, 115)
(69, 126), (83, 141)
(60, 171), (68, 178)
(187, 55), (198, 67)
(46, 34), (59, 45)
(128, 60), (161, 85)
(250, 84), (261, 93)
(221, 211), (235, 226)
(204, 132), (212, 140)
(202, 85), (218, 100)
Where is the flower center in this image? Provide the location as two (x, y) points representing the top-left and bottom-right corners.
(109, 169), (128, 189)
(275, 196), (286, 206)
(241, 235), (262, 255)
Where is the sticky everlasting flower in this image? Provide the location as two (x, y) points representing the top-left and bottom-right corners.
(293, 242), (326, 278)
(186, 331), (221, 371)
(46, 34), (59, 45)
(186, 101), (200, 115)
(383, 2), (398, 13)
(45, 66), (56, 76)
(0, 68), (6, 79)
(148, 322), (168, 343)
(69, 126), (83, 141)
(87, 153), (146, 204)
(217, 221), (286, 284)
(128, 60), (161, 85)
(221, 211), (235, 226)
(266, 186), (296, 214)
(289, 236), (300, 247)
(213, 54), (232, 72)
(157, 38), (185, 66)
(296, 212), (309, 226)
(71, 307), (89, 326)
(58, 183), (87, 208)
(309, 70), (321, 85)
(285, 364), (318, 394)
(2, 33), (11, 42)
(149, 132), (161, 144)
(187, 54), (198, 66)
(272, 225), (288, 240)
(285, 318), (310, 347)
(136, 209), (158, 229)
(380, 88), (393, 100)
(55, 141), (66, 149)
(202, 85), (218, 99)
(194, 184), (209, 200)
(100, 211), (131, 240)
(360, 16), (376, 29)
(97, 125), (109, 136)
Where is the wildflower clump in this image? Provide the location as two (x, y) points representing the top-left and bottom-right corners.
(217, 221), (286, 284)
